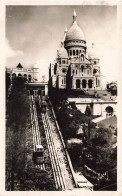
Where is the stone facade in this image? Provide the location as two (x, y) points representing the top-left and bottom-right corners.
(49, 11), (101, 91)
(6, 63), (39, 82)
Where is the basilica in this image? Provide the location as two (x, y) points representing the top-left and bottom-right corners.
(49, 10), (101, 91)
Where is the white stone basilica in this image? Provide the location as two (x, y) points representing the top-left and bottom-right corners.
(49, 10), (101, 90)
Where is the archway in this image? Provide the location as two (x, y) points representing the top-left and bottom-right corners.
(24, 74), (27, 79)
(88, 79), (92, 88)
(76, 79), (80, 89)
(105, 106), (114, 117)
(12, 73), (16, 79)
(28, 74), (31, 82)
(82, 79), (86, 88)
(18, 73), (22, 78)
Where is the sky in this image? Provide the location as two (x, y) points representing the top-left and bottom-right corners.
(6, 5), (117, 87)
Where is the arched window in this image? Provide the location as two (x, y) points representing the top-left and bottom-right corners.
(81, 54), (84, 61)
(62, 60), (65, 64)
(81, 65), (84, 72)
(24, 74), (27, 78)
(96, 78), (98, 86)
(106, 106), (114, 117)
(24, 74), (27, 81)
(73, 50), (75, 55)
(70, 50), (72, 56)
(18, 73), (22, 78)
(98, 80), (100, 86)
(76, 70), (77, 74)
(93, 69), (97, 74)
(76, 50), (78, 55)
(73, 69), (75, 74)
(12, 73), (16, 78)
(28, 74), (31, 82)
(82, 79), (86, 88)
(54, 66), (56, 74)
(62, 79), (63, 84)
(76, 79), (80, 88)
(88, 79), (92, 88)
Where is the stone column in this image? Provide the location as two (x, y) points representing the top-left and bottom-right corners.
(93, 77), (96, 88)
(45, 85), (48, 95)
(72, 78), (75, 89)
(86, 80), (88, 90)
(80, 80), (82, 89)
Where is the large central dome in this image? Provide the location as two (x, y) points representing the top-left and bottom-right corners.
(65, 23), (85, 41)
(65, 10), (85, 41)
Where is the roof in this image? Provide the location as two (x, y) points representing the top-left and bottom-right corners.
(65, 11), (85, 41)
(36, 145), (43, 149)
(17, 63), (23, 68)
(58, 46), (68, 59)
(75, 172), (93, 187)
(88, 44), (99, 59)
(66, 23), (85, 41)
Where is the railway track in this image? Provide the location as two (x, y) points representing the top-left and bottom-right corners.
(30, 95), (45, 170)
(42, 112), (66, 190)
(30, 95), (76, 190)
(42, 107), (76, 190)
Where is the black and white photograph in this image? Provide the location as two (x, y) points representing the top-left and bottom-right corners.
(1, 1), (121, 194)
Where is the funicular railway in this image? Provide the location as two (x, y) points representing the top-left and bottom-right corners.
(29, 93), (93, 191)
(30, 95), (45, 170)
(29, 94), (76, 190)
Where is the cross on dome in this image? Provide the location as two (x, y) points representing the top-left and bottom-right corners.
(92, 43), (95, 48)
(73, 9), (77, 24)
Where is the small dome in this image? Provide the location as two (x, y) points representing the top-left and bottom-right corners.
(33, 63), (39, 69)
(65, 23), (85, 41)
(88, 44), (99, 59)
(58, 46), (68, 58)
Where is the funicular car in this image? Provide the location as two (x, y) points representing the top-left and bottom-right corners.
(41, 101), (47, 113)
(33, 144), (44, 165)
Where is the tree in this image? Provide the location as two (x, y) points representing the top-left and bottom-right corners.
(20, 168), (55, 191)
(85, 105), (91, 116)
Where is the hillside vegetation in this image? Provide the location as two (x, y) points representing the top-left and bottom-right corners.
(49, 88), (117, 191)
(6, 79), (55, 191)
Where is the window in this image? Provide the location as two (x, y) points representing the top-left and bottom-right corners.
(76, 79), (80, 88)
(62, 60), (65, 64)
(94, 61), (96, 64)
(87, 70), (89, 75)
(76, 50), (78, 55)
(98, 80), (100, 86)
(81, 65), (84, 72)
(70, 50), (72, 56)
(76, 70), (77, 74)
(93, 69), (97, 74)
(73, 50), (75, 55)
(64, 77), (66, 84)
(73, 69), (75, 74)
(88, 79), (92, 88)
(62, 69), (66, 73)
(62, 79), (63, 84)
(81, 54), (84, 61)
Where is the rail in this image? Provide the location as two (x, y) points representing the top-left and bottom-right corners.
(42, 112), (66, 190)
(29, 95), (45, 170)
(49, 100), (78, 188)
